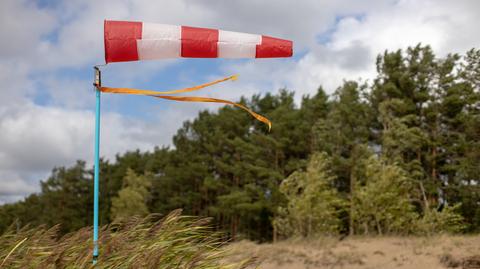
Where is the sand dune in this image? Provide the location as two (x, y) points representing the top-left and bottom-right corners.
(227, 235), (480, 269)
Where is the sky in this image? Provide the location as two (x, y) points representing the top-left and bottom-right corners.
(0, 0), (479, 204)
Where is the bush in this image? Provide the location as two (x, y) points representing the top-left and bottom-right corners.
(415, 204), (466, 235)
(273, 152), (347, 238)
(352, 156), (419, 235)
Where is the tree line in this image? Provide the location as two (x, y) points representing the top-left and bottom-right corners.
(0, 45), (478, 240)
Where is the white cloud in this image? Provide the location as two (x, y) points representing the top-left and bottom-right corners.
(0, 170), (38, 204)
(0, 101), (181, 203)
(213, 0), (480, 103)
(328, 0), (478, 55)
(0, 171), (37, 195)
(0, 64), (33, 107)
(0, 0), (56, 60)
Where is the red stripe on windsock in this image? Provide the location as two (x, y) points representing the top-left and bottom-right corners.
(181, 26), (219, 58)
(104, 20), (293, 63)
(256, 36), (292, 58)
(104, 20), (142, 63)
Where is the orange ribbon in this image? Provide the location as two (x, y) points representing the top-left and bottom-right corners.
(99, 75), (271, 131)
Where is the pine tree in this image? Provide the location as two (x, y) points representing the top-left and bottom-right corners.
(440, 48), (480, 231)
(111, 169), (152, 221)
(39, 161), (92, 233)
(313, 81), (372, 235)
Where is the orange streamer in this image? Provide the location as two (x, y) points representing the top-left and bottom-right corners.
(100, 75), (237, 95)
(99, 75), (271, 130)
(154, 95), (271, 131)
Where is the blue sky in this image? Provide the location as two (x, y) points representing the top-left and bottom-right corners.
(0, 0), (479, 203)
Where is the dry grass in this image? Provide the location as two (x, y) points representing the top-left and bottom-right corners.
(0, 210), (255, 269)
(226, 235), (480, 269)
(3, 211), (480, 269)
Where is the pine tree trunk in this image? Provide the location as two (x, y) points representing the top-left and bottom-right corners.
(273, 223), (277, 243)
(431, 111), (438, 190)
(375, 215), (382, 235)
(349, 161), (355, 236)
(231, 215), (238, 241)
(349, 199), (354, 235)
(432, 123), (438, 182)
(419, 181), (430, 210)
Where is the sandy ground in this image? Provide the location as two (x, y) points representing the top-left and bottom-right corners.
(226, 235), (480, 269)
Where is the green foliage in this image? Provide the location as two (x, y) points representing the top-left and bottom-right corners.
(352, 156), (418, 235)
(313, 81), (372, 235)
(0, 210), (254, 269)
(110, 169), (152, 221)
(274, 152), (346, 237)
(416, 204), (466, 235)
(372, 45), (480, 232)
(0, 45), (478, 241)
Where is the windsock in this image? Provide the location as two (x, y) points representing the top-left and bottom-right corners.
(101, 20), (293, 130)
(104, 20), (293, 63)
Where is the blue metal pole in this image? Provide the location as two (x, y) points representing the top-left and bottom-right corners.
(93, 68), (101, 264)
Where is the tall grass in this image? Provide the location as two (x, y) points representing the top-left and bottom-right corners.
(0, 210), (255, 268)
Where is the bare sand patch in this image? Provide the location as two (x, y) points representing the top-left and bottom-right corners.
(226, 235), (480, 269)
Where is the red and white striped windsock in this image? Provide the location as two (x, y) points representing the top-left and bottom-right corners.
(104, 20), (293, 63)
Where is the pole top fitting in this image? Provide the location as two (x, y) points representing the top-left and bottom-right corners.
(93, 66), (101, 89)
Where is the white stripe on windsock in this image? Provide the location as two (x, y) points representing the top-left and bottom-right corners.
(142, 23), (181, 40)
(138, 23), (181, 60)
(218, 30), (261, 58)
(137, 39), (181, 60)
(104, 20), (292, 63)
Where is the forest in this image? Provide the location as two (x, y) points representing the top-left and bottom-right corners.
(0, 45), (479, 242)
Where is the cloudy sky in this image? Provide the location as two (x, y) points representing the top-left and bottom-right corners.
(0, 0), (478, 204)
